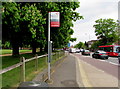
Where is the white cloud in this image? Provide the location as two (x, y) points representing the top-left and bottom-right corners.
(71, 0), (119, 46)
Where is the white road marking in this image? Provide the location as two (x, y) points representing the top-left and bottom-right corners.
(107, 62), (118, 66)
(80, 54), (119, 66)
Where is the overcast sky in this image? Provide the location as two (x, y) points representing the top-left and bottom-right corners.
(70, 0), (119, 46)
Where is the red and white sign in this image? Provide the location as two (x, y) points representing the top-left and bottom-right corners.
(50, 12), (60, 27)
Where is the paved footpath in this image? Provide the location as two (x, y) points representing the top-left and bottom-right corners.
(48, 54), (83, 87)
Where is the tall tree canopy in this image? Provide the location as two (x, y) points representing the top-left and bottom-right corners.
(93, 18), (118, 45)
(74, 41), (84, 48)
(2, 2), (21, 56)
(2, 2), (83, 56)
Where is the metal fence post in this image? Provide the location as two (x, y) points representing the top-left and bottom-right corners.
(20, 57), (25, 82)
(35, 54), (38, 71)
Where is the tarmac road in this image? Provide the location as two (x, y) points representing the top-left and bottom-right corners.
(90, 52), (119, 65)
(74, 53), (118, 78)
(107, 57), (119, 65)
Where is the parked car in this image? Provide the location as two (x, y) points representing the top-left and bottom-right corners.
(92, 50), (109, 59)
(75, 49), (80, 53)
(82, 50), (90, 55)
(69, 48), (76, 53)
(80, 48), (84, 52)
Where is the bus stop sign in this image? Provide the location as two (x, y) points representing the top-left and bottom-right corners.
(50, 12), (60, 27)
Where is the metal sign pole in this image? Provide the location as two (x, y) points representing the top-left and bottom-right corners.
(48, 12), (51, 80)
(47, 12), (60, 81)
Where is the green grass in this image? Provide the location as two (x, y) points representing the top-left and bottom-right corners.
(2, 53), (34, 69)
(0, 49), (32, 55)
(2, 51), (46, 69)
(1, 51), (65, 89)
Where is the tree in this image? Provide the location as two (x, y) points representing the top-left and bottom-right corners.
(90, 41), (102, 51)
(2, 2), (46, 55)
(19, 3), (46, 54)
(2, 2), (83, 56)
(2, 2), (21, 56)
(84, 41), (88, 48)
(70, 38), (76, 42)
(93, 18), (118, 45)
(50, 2), (83, 48)
(74, 42), (84, 48)
(2, 41), (11, 49)
(37, 2), (83, 50)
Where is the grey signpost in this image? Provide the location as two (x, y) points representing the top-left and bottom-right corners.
(48, 12), (51, 81)
(48, 12), (60, 81)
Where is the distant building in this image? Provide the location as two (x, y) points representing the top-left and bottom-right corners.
(87, 40), (98, 48)
(70, 45), (74, 48)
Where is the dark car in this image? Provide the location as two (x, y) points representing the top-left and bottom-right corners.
(82, 50), (90, 55)
(92, 50), (109, 59)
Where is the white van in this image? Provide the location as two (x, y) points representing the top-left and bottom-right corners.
(69, 48), (76, 53)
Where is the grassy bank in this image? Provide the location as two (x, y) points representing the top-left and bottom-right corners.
(1, 51), (65, 89)
(2, 51), (46, 69)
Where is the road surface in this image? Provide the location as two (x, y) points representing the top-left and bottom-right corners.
(74, 53), (119, 78)
(47, 53), (118, 87)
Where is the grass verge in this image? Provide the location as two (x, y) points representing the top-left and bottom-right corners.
(0, 49), (32, 55)
(1, 51), (65, 89)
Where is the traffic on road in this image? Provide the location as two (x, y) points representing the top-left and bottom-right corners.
(66, 47), (119, 66)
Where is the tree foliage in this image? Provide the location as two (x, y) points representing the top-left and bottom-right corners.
(93, 18), (118, 45)
(19, 3), (46, 54)
(2, 2), (83, 56)
(74, 42), (84, 48)
(90, 41), (101, 50)
(2, 2), (21, 56)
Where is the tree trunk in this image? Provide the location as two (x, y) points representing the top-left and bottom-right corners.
(12, 42), (19, 56)
(40, 44), (43, 52)
(40, 47), (43, 52)
(32, 47), (36, 54)
(31, 40), (37, 54)
(44, 44), (48, 52)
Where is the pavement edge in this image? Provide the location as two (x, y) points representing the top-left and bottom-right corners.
(71, 54), (93, 88)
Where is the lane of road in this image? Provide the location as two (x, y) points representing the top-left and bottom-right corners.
(74, 53), (119, 78)
(73, 53), (118, 87)
(81, 52), (119, 65)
